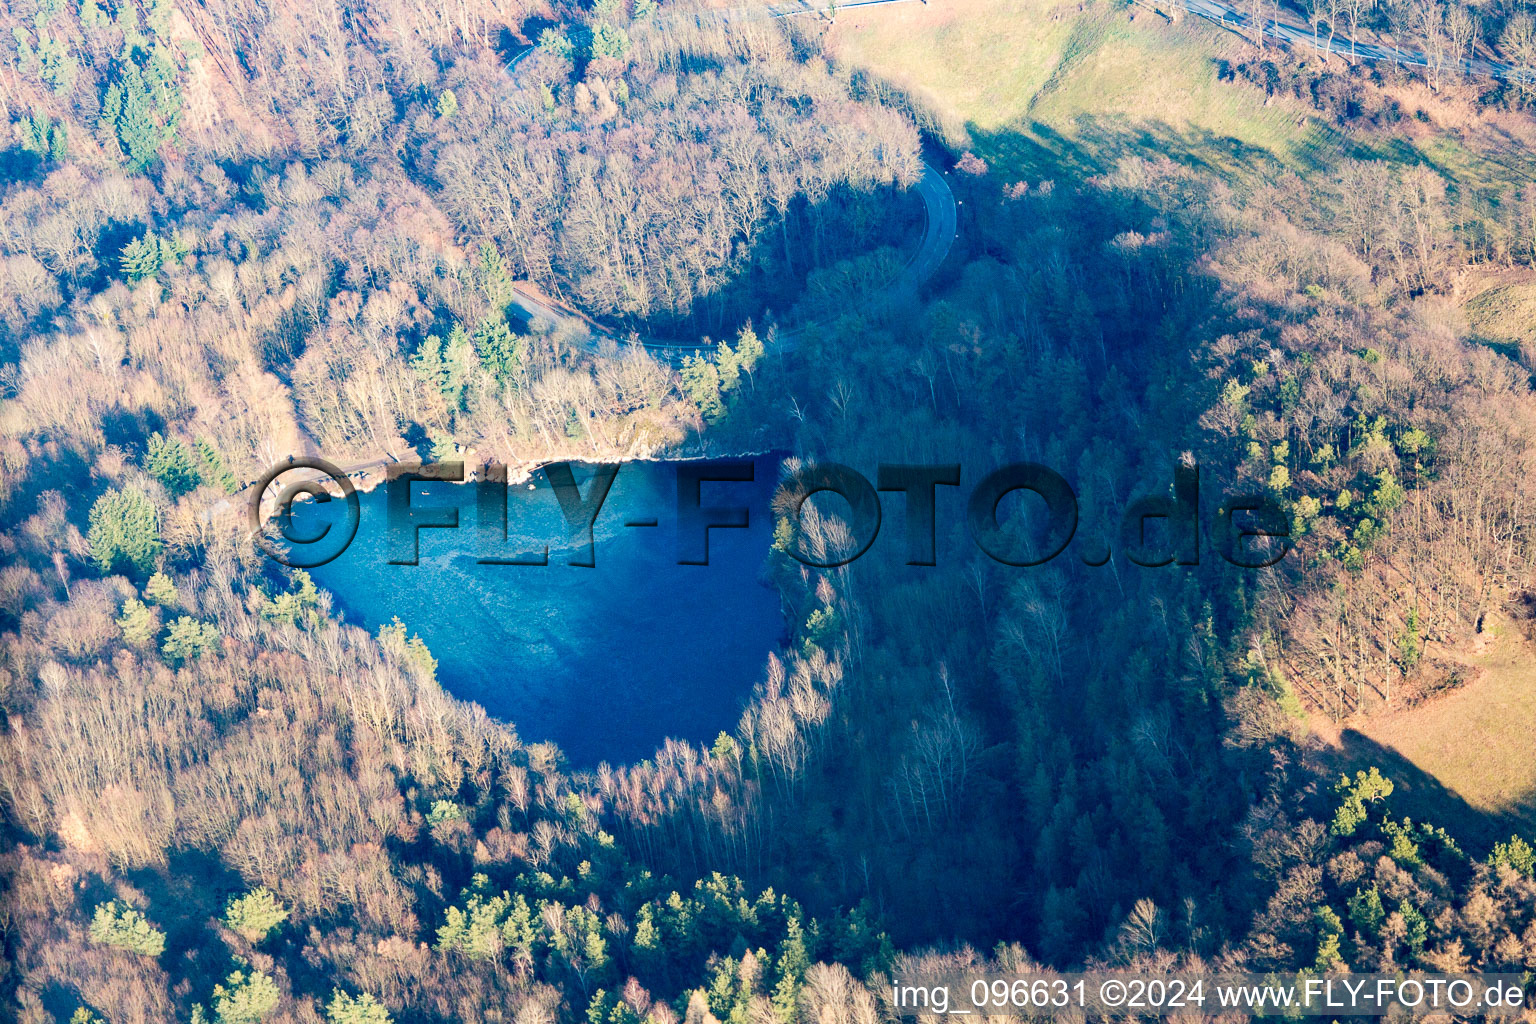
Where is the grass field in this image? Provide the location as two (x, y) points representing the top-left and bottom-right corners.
(1314, 615), (1536, 851)
(1465, 278), (1536, 356)
(827, 0), (1536, 188)
(830, 0), (1339, 181)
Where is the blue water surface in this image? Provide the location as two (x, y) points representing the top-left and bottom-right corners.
(296, 456), (785, 766)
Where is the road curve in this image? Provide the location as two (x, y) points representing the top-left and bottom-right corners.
(502, 1), (958, 359)
(902, 163), (959, 291)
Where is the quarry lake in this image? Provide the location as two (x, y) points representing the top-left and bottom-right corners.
(294, 455), (785, 766)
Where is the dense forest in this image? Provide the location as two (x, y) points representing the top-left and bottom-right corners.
(424, 12), (923, 333)
(5, 0), (1536, 1020)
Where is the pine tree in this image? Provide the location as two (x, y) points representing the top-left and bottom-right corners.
(328, 991), (392, 1024)
(13, 10), (78, 95)
(411, 337), (448, 395)
(262, 570), (320, 626)
(1396, 606), (1423, 674)
(1347, 884), (1385, 934)
(224, 888), (290, 943)
(478, 243), (515, 306)
(680, 355), (724, 422)
(89, 901), (167, 956)
(503, 893), (536, 966)
(162, 616), (220, 665)
(194, 437), (239, 493)
(714, 339), (741, 395)
(734, 324), (764, 376)
(101, 37), (182, 172)
(442, 324), (477, 408)
(1314, 906), (1345, 970)
(632, 904), (663, 975)
(21, 113), (68, 161)
(80, 0), (109, 29)
(1399, 899), (1428, 952)
(120, 233), (165, 282)
(87, 486), (162, 574)
(145, 432), (201, 495)
(117, 597), (159, 647)
(436, 882), (513, 961)
(211, 969), (280, 1024)
(144, 571), (178, 606)
(474, 316), (526, 384)
(1331, 768), (1393, 837)
(1490, 835), (1536, 876)
(538, 27), (576, 61)
(379, 618), (437, 679)
(589, 22), (630, 61)
(770, 916), (809, 1022)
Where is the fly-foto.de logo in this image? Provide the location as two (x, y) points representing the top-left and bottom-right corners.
(249, 458), (1291, 571)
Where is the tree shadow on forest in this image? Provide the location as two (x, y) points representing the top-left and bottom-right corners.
(966, 115), (1312, 183)
(0, 145), (43, 188)
(588, 180), (924, 345)
(36, 852), (250, 1022)
(124, 849), (250, 958)
(1320, 729), (1536, 855)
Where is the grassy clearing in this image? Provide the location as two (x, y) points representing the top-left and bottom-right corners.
(829, 0), (1081, 146)
(1314, 615), (1536, 850)
(828, 0), (1536, 189)
(830, 0), (1335, 181)
(1465, 279), (1536, 355)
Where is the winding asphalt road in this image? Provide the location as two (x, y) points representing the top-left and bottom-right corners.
(238, 0), (1522, 507)
(502, 1), (958, 359)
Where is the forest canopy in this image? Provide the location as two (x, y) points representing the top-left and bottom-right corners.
(426, 11), (923, 329)
(6, 0), (1536, 1020)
